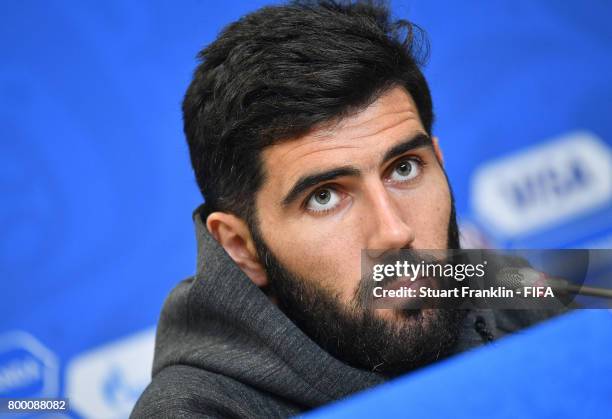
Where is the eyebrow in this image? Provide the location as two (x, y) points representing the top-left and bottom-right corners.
(382, 133), (432, 162)
(281, 133), (432, 208)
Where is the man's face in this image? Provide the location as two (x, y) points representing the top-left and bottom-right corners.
(257, 86), (452, 307)
(251, 86), (463, 374)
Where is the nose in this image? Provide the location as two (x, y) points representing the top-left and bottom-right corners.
(364, 183), (415, 253)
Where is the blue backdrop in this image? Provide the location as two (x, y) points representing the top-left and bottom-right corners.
(2, 1), (611, 417)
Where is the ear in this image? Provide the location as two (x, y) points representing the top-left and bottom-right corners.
(432, 136), (444, 167)
(205, 211), (268, 288)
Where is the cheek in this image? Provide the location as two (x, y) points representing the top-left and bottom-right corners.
(261, 216), (364, 303)
(408, 176), (452, 246)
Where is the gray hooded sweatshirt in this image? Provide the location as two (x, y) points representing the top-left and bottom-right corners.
(131, 208), (558, 418)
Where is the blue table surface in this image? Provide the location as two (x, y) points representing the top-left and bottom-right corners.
(304, 310), (612, 419)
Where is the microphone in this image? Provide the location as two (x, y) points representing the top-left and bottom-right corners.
(497, 267), (612, 299)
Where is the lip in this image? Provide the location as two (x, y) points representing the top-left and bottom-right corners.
(372, 275), (435, 310)
(378, 275), (426, 295)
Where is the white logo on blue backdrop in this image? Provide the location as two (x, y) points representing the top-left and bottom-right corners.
(471, 131), (612, 238)
(0, 331), (59, 399)
(66, 328), (155, 419)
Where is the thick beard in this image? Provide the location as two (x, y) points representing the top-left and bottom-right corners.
(249, 185), (466, 377)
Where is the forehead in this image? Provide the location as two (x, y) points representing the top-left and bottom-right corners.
(261, 86), (425, 195)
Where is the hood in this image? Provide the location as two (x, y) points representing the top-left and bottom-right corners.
(151, 206), (386, 409)
(150, 206), (516, 410)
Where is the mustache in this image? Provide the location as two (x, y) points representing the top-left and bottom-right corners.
(353, 249), (455, 309)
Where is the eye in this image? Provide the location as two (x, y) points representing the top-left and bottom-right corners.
(388, 158), (421, 183)
(305, 187), (341, 213)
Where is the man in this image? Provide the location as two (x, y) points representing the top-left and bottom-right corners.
(132, 1), (554, 417)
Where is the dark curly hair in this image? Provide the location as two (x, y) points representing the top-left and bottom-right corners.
(183, 0), (434, 226)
